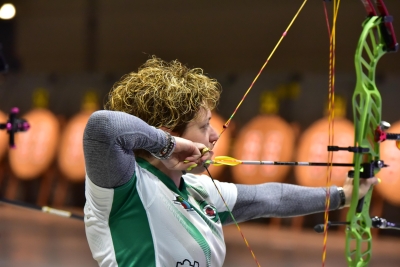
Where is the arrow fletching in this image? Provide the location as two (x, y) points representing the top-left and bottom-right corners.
(209, 156), (243, 166)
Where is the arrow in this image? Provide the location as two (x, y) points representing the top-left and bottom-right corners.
(205, 156), (384, 168)
(0, 197), (84, 221)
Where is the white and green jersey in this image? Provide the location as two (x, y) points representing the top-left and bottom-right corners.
(85, 157), (237, 267)
(83, 110), (342, 267)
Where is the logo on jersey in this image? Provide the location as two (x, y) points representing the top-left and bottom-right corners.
(176, 259), (199, 267)
(203, 204), (217, 219)
(173, 196), (194, 211)
(199, 201), (219, 223)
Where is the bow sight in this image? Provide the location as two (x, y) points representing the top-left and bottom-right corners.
(315, 121), (400, 233)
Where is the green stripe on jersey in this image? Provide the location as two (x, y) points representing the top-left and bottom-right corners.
(109, 175), (156, 267)
(137, 158), (213, 266)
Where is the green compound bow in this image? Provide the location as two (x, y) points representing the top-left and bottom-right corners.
(346, 1), (397, 266)
(318, 1), (399, 266)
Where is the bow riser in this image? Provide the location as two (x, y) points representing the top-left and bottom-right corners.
(346, 16), (387, 267)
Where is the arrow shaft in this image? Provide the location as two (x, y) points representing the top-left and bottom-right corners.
(242, 161), (353, 167)
(0, 197), (84, 221)
(213, 160), (354, 167)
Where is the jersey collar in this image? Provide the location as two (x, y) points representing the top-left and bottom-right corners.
(136, 157), (189, 199)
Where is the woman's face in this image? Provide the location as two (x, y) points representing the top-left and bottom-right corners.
(179, 108), (218, 173)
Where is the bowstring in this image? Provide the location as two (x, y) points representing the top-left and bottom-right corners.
(216, 0), (309, 142)
(204, 166), (261, 267)
(322, 0), (340, 266)
(207, 1), (310, 266)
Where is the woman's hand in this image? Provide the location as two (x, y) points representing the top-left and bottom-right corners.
(159, 137), (211, 172)
(342, 176), (379, 206)
(186, 147), (214, 174)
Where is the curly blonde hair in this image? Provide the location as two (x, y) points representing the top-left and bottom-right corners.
(105, 56), (222, 134)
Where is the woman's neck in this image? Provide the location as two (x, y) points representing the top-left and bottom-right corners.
(143, 156), (182, 188)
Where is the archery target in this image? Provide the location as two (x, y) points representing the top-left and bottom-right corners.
(57, 111), (92, 183)
(8, 108), (60, 180)
(376, 120), (400, 206)
(0, 110), (8, 161)
(295, 117), (354, 187)
(231, 115), (295, 184)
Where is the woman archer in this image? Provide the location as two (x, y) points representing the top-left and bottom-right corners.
(83, 56), (377, 267)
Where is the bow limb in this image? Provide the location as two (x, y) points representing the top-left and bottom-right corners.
(346, 1), (397, 266)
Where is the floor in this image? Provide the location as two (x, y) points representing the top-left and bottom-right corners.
(0, 202), (399, 267)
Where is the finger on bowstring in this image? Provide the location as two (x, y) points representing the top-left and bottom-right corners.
(201, 147), (210, 156)
(181, 161), (198, 172)
(185, 148), (209, 161)
(183, 155), (200, 164)
(199, 147), (210, 161)
(200, 151), (214, 163)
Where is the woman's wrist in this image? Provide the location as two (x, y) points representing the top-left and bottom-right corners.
(151, 131), (176, 160)
(337, 187), (347, 209)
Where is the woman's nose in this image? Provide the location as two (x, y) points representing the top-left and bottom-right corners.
(209, 126), (219, 144)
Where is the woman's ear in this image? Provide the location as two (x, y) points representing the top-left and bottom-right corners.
(159, 126), (179, 137)
(159, 126), (169, 132)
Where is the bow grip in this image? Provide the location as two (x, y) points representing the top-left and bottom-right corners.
(348, 161), (382, 213)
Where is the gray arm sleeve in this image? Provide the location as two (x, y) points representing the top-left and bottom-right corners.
(83, 110), (168, 188)
(225, 183), (341, 224)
